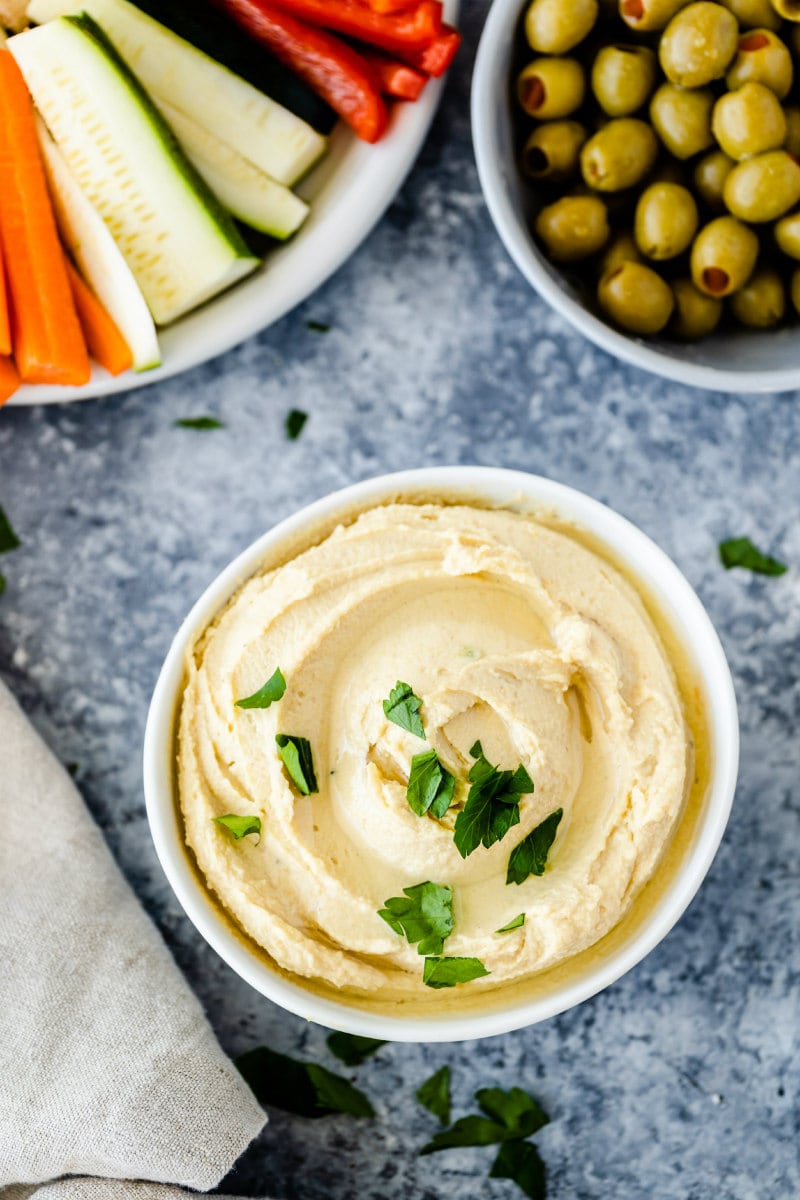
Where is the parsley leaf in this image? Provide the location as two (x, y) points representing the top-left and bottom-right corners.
(276, 734), (318, 794)
(719, 537), (787, 576)
(490, 1141), (547, 1199)
(306, 320), (330, 333)
(506, 809), (563, 885)
(417, 1065), (451, 1126)
(476, 1087), (549, 1138)
(422, 956), (490, 989)
(0, 505), (20, 554)
(407, 749), (455, 818)
(378, 881), (453, 955)
(235, 667), (286, 710)
(453, 742), (534, 859)
(326, 1033), (386, 1067)
(382, 680), (425, 738)
(175, 416), (224, 429)
(237, 1046), (374, 1118)
(420, 1115), (509, 1155)
(496, 913), (526, 933)
(213, 813), (261, 842)
(286, 408), (308, 440)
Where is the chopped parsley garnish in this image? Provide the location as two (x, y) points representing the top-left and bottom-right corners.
(326, 1033), (386, 1067)
(175, 416), (224, 429)
(213, 813), (262, 842)
(0, 505), (21, 554)
(285, 408), (308, 440)
(378, 881), (453, 955)
(453, 741), (534, 859)
(422, 956), (490, 989)
(276, 734), (318, 795)
(306, 319), (330, 333)
(237, 1045), (373, 1118)
(506, 809), (563, 886)
(407, 749), (455, 818)
(235, 667), (286, 709)
(496, 913), (526, 934)
(382, 680), (425, 738)
(420, 1086), (547, 1154)
(719, 536), (787, 576)
(490, 1140), (547, 1199)
(416, 1065), (451, 1126)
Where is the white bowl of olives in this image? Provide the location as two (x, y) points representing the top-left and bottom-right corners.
(472, 0), (800, 392)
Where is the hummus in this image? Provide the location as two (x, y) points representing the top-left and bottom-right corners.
(178, 501), (693, 999)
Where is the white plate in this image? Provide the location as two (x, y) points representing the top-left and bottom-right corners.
(11, 2), (458, 406)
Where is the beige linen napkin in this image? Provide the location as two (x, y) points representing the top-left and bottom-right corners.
(0, 680), (267, 1194)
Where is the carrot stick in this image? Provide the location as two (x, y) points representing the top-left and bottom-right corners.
(64, 257), (133, 377)
(0, 356), (20, 407)
(0, 232), (10, 358)
(0, 51), (90, 386)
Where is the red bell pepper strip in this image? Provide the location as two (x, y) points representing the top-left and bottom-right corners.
(213, 0), (387, 142)
(266, 0), (443, 52)
(398, 23), (460, 77)
(356, 0), (423, 13)
(364, 53), (427, 101)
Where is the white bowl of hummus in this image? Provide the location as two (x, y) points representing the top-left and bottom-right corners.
(144, 468), (738, 1041)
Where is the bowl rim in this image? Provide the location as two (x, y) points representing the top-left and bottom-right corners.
(470, 0), (800, 396)
(143, 466), (739, 1042)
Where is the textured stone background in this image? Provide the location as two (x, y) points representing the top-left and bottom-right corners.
(0, 2), (798, 1196)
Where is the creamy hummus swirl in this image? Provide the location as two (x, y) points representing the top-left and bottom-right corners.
(178, 502), (691, 997)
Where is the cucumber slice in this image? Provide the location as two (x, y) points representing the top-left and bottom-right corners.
(9, 16), (259, 326)
(157, 100), (308, 239)
(27, 0), (328, 187)
(36, 116), (161, 372)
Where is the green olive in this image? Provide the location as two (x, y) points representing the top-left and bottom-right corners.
(774, 210), (800, 257)
(791, 268), (800, 313)
(598, 260), (675, 333)
(712, 83), (787, 160)
(591, 44), (658, 116)
(694, 150), (736, 210)
(525, 0), (599, 54)
(719, 0), (781, 30)
(618, 0), (692, 32)
(726, 29), (794, 97)
(671, 278), (723, 337)
(659, 2), (739, 87)
(522, 122), (587, 180)
(517, 58), (586, 119)
(635, 183), (699, 258)
(784, 107), (800, 156)
(580, 117), (659, 191)
(599, 231), (642, 277)
(535, 195), (611, 261)
(771, 0), (800, 20)
(690, 216), (759, 296)
(730, 268), (786, 325)
(724, 150), (800, 222)
(650, 83), (714, 159)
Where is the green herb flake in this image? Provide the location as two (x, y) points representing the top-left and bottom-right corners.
(490, 1141), (547, 1200)
(175, 416), (224, 430)
(378, 881), (454, 956)
(719, 537), (787, 576)
(382, 680), (425, 738)
(286, 408), (308, 440)
(420, 1085), (548, 1155)
(407, 749), (455, 819)
(0, 505), (21, 555)
(506, 809), (563, 886)
(213, 813), (262, 842)
(416, 1064), (451, 1126)
(235, 667), (286, 710)
(420, 1114), (509, 1155)
(496, 913), (526, 934)
(306, 320), (330, 333)
(453, 742), (534, 859)
(422, 956), (490, 990)
(276, 733), (318, 795)
(236, 1045), (374, 1118)
(326, 1033), (386, 1067)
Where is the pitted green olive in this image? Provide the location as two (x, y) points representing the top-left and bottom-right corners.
(580, 118), (659, 190)
(723, 151), (800, 223)
(535, 195), (611, 260)
(525, 0), (599, 53)
(712, 83), (787, 160)
(635, 183), (699, 258)
(618, 0), (692, 32)
(784, 107), (800, 157)
(694, 150), (736, 211)
(599, 232), (642, 277)
(671, 278), (723, 338)
(650, 83), (714, 159)
(719, 0), (781, 30)
(598, 260), (675, 332)
(517, 58), (586, 119)
(730, 269), (786, 326)
(726, 29), (794, 97)
(774, 210), (800, 257)
(522, 122), (587, 180)
(659, 2), (739, 87)
(771, 0), (800, 21)
(690, 216), (759, 296)
(591, 44), (658, 115)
